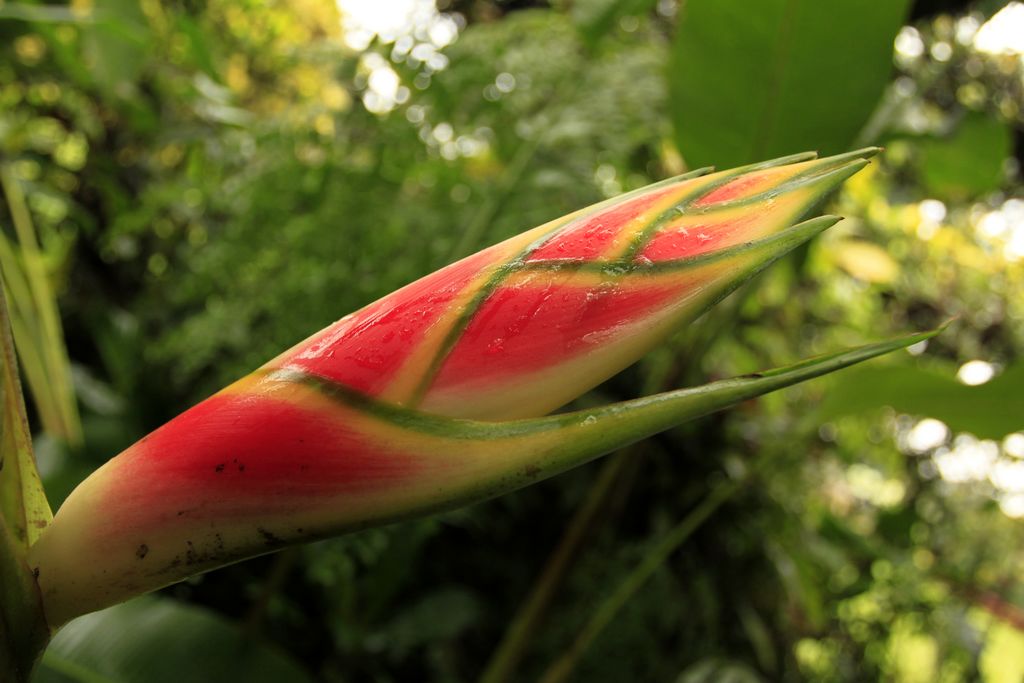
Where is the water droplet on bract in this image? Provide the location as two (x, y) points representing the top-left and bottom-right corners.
(582, 415), (597, 426)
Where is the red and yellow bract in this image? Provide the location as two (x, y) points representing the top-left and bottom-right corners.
(274, 149), (868, 418)
(29, 148), (929, 627)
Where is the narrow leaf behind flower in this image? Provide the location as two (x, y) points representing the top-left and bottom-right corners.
(0, 275), (52, 549)
(0, 167), (82, 446)
(0, 271), (53, 679)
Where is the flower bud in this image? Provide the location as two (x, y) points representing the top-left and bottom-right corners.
(30, 149), (912, 627)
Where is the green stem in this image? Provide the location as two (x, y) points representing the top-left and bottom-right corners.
(0, 523), (50, 683)
(0, 266), (54, 680)
(538, 476), (744, 683)
(478, 322), (722, 683)
(478, 451), (631, 683)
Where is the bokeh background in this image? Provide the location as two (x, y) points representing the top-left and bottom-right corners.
(2, 0), (1024, 680)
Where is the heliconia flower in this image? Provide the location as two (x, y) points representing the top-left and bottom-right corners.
(27, 148), (933, 627)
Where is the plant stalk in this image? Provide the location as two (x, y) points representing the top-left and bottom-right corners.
(478, 451), (631, 683)
(538, 475), (744, 683)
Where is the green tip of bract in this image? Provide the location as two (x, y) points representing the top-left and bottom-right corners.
(28, 149), (903, 627)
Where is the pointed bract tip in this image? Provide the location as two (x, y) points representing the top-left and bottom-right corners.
(748, 150), (818, 171)
(801, 157), (870, 189)
(684, 165), (715, 179)
(817, 147), (882, 167)
(892, 321), (951, 349)
(692, 215), (844, 273)
(758, 214), (842, 252)
(805, 214), (844, 232)
(847, 146), (883, 161)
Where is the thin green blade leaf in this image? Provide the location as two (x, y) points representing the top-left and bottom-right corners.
(443, 327), (947, 496)
(0, 167), (82, 446)
(0, 271), (52, 683)
(0, 273), (52, 549)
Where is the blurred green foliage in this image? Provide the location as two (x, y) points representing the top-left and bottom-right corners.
(1, 0), (1023, 680)
(669, 0), (910, 168)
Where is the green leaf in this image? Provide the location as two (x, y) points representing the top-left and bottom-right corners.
(33, 598), (315, 683)
(0, 167), (83, 446)
(669, 0), (910, 168)
(79, 0), (153, 100)
(817, 362), (1024, 440)
(0, 4), (97, 22)
(919, 112), (1011, 200)
(0, 274), (51, 549)
(0, 270), (52, 681)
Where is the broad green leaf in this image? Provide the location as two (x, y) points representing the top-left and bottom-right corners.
(817, 362), (1024, 440)
(79, 0), (153, 102)
(669, 0), (910, 168)
(33, 598), (315, 683)
(919, 112), (1011, 199)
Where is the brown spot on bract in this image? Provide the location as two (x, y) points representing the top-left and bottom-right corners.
(257, 527), (282, 545)
(214, 463), (225, 473)
(136, 544), (149, 559)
